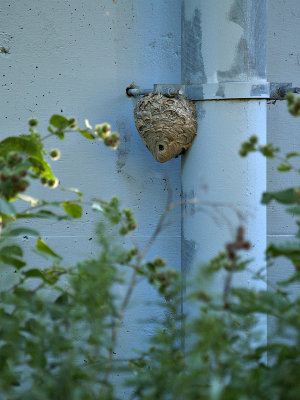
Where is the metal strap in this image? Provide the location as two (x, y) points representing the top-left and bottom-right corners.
(127, 82), (297, 101)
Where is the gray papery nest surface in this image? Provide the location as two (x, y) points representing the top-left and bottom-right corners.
(134, 93), (197, 162)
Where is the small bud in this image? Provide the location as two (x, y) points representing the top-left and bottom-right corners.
(68, 117), (76, 127)
(28, 117), (39, 127)
(101, 123), (111, 134)
(1, 173), (7, 181)
(40, 176), (48, 186)
(249, 135), (258, 144)
(128, 222), (136, 231)
(12, 174), (19, 183)
(47, 177), (59, 189)
(95, 123), (111, 139)
(119, 226), (128, 235)
(20, 170), (27, 177)
(49, 148), (61, 161)
(154, 258), (166, 267)
(19, 182), (28, 192)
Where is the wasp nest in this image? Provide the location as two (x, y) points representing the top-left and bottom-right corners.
(134, 93), (197, 163)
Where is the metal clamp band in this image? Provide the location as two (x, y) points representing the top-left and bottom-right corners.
(126, 82), (298, 101)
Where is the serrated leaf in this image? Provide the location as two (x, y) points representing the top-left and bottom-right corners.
(78, 129), (95, 140)
(62, 202), (82, 218)
(36, 238), (62, 260)
(0, 198), (16, 215)
(277, 163), (291, 172)
(261, 188), (300, 205)
(49, 115), (69, 130)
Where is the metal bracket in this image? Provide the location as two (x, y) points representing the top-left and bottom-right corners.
(126, 82), (299, 101)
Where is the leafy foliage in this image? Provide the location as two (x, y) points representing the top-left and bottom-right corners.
(1, 93), (300, 399)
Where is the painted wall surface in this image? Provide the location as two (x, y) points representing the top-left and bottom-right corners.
(267, 0), (300, 330)
(0, 0), (181, 392)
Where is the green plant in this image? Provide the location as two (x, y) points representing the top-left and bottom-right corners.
(2, 93), (300, 400)
(0, 115), (177, 399)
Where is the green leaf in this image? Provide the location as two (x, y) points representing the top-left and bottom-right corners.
(0, 137), (42, 159)
(286, 206), (300, 215)
(16, 210), (67, 220)
(0, 254), (26, 269)
(55, 292), (69, 305)
(49, 115), (69, 130)
(53, 131), (65, 140)
(0, 245), (23, 257)
(78, 129), (95, 140)
(2, 227), (39, 237)
(286, 152), (299, 159)
(24, 269), (46, 280)
(0, 198), (16, 215)
(261, 188), (300, 205)
(277, 163), (292, 172)
(29, 156), (55, 180)
(62, 202), (82, 218)
(36, 238), (62, 260)
(267, 242), (300, 264)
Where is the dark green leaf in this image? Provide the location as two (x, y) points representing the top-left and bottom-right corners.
(286, 206), (300, 215)
(24, 269), (46, 280)
(0, 245), (23, 257)
(55, 292), (69, 305)
(36, 238), (62, 260)
(267, 242), (300, 263)
(62, 202), (82, 218)
(0, 254), (26, 269)
(286, 152), (299, 159)
(277, 163), (291, 172)
(261, 188), (300, 205)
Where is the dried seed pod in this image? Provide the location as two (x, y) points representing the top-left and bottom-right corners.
(134, 93), (197, 163)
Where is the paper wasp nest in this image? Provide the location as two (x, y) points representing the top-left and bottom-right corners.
(134, 93), (197, 163)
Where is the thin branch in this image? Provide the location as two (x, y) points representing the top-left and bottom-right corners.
(104, 178), (174, 382)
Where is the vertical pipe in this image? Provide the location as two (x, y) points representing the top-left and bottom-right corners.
(181, 0), (267, 292)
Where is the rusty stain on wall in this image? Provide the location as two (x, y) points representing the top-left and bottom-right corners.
(0, 32), (13, 57)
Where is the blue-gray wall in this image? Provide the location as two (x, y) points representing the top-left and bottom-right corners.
(0, 1), (181, 395)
